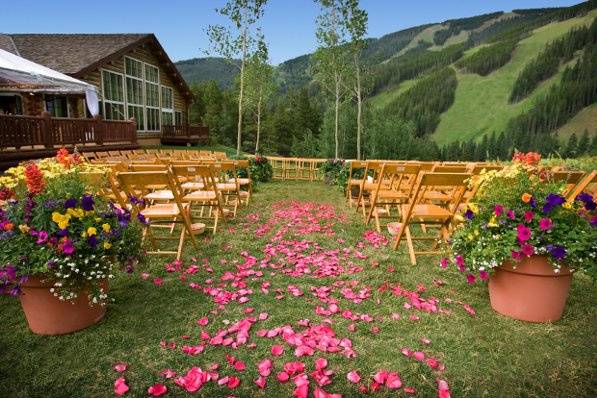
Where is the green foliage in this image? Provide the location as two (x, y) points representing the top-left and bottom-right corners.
(510, 18), (596, 102)
(433, 12), (504, 46)
(456, 39), (518, 76)
(385, 67), (457, 137)
(319, 158), (346, 186)
(176, 57), (239, 86)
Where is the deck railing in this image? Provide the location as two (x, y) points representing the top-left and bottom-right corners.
(0, 112), (137, 151)
(161, 124), (209, 143)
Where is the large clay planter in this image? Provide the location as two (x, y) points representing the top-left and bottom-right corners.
(19, 276), (107, 335)
(488, 255), (572, 323)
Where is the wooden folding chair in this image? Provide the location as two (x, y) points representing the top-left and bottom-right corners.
(550, 170), (587, 198)
(390, 173), (472, 265)
(171, 164), (228, 235)
(365, 164), (421, 232)
(565, 170), (596, 203)
(355, 161), (385, 218)
(214, 161), (242, 217)
(346, 160), (367, 207)
(117, 171), (199, 259)
(233, 160), (253, 205)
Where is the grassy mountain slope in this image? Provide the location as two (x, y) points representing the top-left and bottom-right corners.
(557, 103), (597, 138)
(175, 57), (239, 87)
(432, 9), (597, 145)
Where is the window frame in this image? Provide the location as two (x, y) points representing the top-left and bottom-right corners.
(161, 86), (174, 126)
(100, 69), (126, 121)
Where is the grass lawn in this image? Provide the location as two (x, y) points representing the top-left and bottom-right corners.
(1, 181), (596, 397)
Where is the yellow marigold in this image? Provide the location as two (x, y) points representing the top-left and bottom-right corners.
(58, 220), (69, 230)
(102, 223), (111, 233)
(468, 203), (479, 214)
(19, 224), (30, 233)
(87, 227), (97, 236)
(103, 241), (112, 250)
(67, 208), (84, 218)
(488, 216), (498, 228)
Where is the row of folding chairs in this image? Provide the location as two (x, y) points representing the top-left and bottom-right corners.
(82, 149), (228, 163)
(82, 160), (252, 259)
(346, 160), (596, 265)
(264, 157), (327, 181)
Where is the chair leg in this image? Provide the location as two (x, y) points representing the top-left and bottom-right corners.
(176, 227), (186, 260)
(405, 226), (417, 265)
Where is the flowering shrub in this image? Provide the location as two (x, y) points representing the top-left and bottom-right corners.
(249, 155), (273, 183)
(443, 152), (597, 283)
(320, 159), (346, 187)
(0, 149), (143, 304)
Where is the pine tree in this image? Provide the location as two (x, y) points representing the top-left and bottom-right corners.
(564, 133), (578, 158)
(577, 129), (590, 156)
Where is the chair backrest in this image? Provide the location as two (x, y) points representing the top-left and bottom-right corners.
(410, 172), (472, 213)
(470, 164), (503, 175)
(432, 165), (470, 174)
(373, 163), (421, 196)
(565, 170), (597, 202)
(129, 164), (168, 172)
(117, 171), (182, 207)
(170, 164), (220, 194)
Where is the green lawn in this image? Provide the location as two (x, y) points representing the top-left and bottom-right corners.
(1, 181), (596, 397)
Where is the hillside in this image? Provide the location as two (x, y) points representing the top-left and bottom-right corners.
(178, 1), (597, 151)
(175, 57), (239, 88)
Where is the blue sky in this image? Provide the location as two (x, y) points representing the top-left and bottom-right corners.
(3, 0), (582, 64)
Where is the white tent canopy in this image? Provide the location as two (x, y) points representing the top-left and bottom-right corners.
(0, 48), (99, 117)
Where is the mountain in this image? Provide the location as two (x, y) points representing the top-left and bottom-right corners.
(175, 57), (239, 88)
(176, 0), (597, 149)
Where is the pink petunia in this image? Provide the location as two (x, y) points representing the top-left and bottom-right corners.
(438, 379), (451, 398)
(521, 243), (535, 257)
(466, 273), (476, 284)
(147, 383), (167, 397)
(386, 372), (402, 389)
(539, 218), (553, 231)
(524, 211), (534, 223)
(277, 371), (290, 383)
(258, 359), (272, 377)
(516, 224), (531, 242)
(494, 204), (503, 217)
(159, 369), (176, 379)
(254, 376), (267, 389)
(479, 270), (489, 281)
(153, 277), (163, 286)
(196, 317), (209, 326)
(227, 376), (241, 388)
(439, 258), (449, 269)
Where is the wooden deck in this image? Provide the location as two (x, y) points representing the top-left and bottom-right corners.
(0, 112), (139, 169)
(160, 124), (209, 146)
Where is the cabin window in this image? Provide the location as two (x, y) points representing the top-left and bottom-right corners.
(101, 70), (125, 120)
(175, 111), (184, 126)
(161, 86), (173, 126)
(0, 94), (23, 115)
(125, 57), (143, 79)
(44, 95), (68, 118)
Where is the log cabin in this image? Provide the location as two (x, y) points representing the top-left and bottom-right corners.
(0, 33), (202, 146)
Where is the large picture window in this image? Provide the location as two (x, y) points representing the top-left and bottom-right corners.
(101, 70), (125, 120)
(161, 86), (174, 126)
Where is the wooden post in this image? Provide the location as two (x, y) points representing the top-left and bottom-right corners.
(94, 115), (104, 146)
(41, 111), (53, 149)
(129, 117), (137, 144)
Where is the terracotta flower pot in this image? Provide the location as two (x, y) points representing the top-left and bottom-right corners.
(488, 255), (572, 323)
(19, 276), (107, 335)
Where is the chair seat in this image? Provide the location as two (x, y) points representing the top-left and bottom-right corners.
(372, 189), (409, 200)
(217, 183), (237, 191)
(348, 178), (363, 186)
(183, 190), (217, 201)
(181, 181), (204, 191)
(239, 191), (250, 198)
(141, 203), (181, 218)
(144, 190), (174, 201)
(229, 178), (250, 185)
(423, 191), (452, 202)
(401, 204), (451, 221)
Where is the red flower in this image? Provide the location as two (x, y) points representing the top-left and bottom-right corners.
(0, 187), (15, 201)
(147, 383), (167, 397)
(24, 163), (45, 194)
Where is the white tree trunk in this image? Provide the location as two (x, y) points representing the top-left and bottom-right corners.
(255, 93), (262, 153)
(355, 56), (362, 160)
(334, 72), (340, 160)
(237, 28), (248, 157)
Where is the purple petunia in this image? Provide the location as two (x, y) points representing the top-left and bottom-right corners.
(87, 235), (98, 248)
(543, 193), (565, 214)
(464, 209), (474, 220)
(547, 244), (567, 261)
